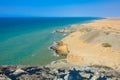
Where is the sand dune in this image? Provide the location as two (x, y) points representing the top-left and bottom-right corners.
(61, 18), (120, 70)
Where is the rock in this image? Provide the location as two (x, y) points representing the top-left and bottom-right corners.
(64, 74), (69, 80)
(0, 74), (11, 80)
(13, 68), (25, 75)
(0, 63), (120, 80)
(80, 72), (91, 79)
(52, 41), (69, 56)
(97, 76), (107, 80)
(56, 28), (68, 33)
(41, 72), (54, 79)
(58, 69), (65, 73)
(57, 74), (67, 79)
(68, 68), (82, 80)
(18, 74), (41, 80)
(90, 75), (100, 80)
(107, 77), (119, 80)
(90, 72), (100, 80)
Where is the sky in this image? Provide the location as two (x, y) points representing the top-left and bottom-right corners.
(0, 0), (120, 17)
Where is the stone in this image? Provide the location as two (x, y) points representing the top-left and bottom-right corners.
(52, 41), (69, 56)
(41, 72), (54, 79)
(80, 72), (91, 79)
(64, 74), (69, 80)
(18, 74), (41, 80)
(90, 73), (100, 80)
(13, 68), (25, 75)
(0, 74), (11, 80)
(107, 78), (119, 80)
(56, 28), (68, 33)
(58, 69), (65, 73)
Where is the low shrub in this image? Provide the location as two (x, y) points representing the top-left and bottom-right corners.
(102, 43), (112, 47)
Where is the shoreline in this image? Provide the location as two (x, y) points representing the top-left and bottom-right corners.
(0, 18), (120, 79)
(52, 18), (120, 70)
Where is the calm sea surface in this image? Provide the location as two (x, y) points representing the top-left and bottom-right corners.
(0, 17), (101, 65)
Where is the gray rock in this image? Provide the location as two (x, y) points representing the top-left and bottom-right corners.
(80, 72), (91, 79)
(0, 74), (11, 80)
(64, 74), (69, 80)
(107, 77), (120, 80)
(13, 68), (25, 75)
(90, 73), (100, 80)
(41, 72), (54, 79)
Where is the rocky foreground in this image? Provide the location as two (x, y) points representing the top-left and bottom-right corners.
(0, 60), (120, 80)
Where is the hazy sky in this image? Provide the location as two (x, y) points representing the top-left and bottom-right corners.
(0, 0), (120, 17)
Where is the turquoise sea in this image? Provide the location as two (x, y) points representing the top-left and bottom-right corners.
(0, 17), (101, 65)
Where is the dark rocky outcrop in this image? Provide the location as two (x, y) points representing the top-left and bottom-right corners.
(0, 64), (120, 80)
(56, 28), (68, 33)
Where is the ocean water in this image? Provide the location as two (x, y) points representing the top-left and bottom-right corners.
(0, 17), (100, 65)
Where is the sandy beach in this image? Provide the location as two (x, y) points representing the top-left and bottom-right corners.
(54, 18), (120, 70)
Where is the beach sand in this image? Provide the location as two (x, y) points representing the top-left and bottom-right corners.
(59, 18), (120, 70)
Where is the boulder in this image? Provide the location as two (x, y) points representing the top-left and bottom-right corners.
(52, 41), (69, 56)
(13, 68), (25, 75)
(79, 72), (91, 79)
(41, 72), (54, 79)
(56, 28), (68, 33)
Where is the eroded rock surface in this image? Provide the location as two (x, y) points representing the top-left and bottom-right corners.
(0, 61), (120, 80)
(51, 41), (69, 56)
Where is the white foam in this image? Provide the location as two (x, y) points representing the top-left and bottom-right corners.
(53, 52), (59, 57)
(50, 61), (56, 65)
(63, 34), (67, 36)
(51, 30), (56, 34)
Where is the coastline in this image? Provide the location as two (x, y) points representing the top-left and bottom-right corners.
(0, 18), (120, 79)
(0, 17), (99, 65)
(53, 18), (120, 70)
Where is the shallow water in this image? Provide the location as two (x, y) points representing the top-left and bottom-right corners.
(0, 17), (101, 65)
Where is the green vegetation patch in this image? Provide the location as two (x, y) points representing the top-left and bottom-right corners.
(102, 43), (112, 47)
